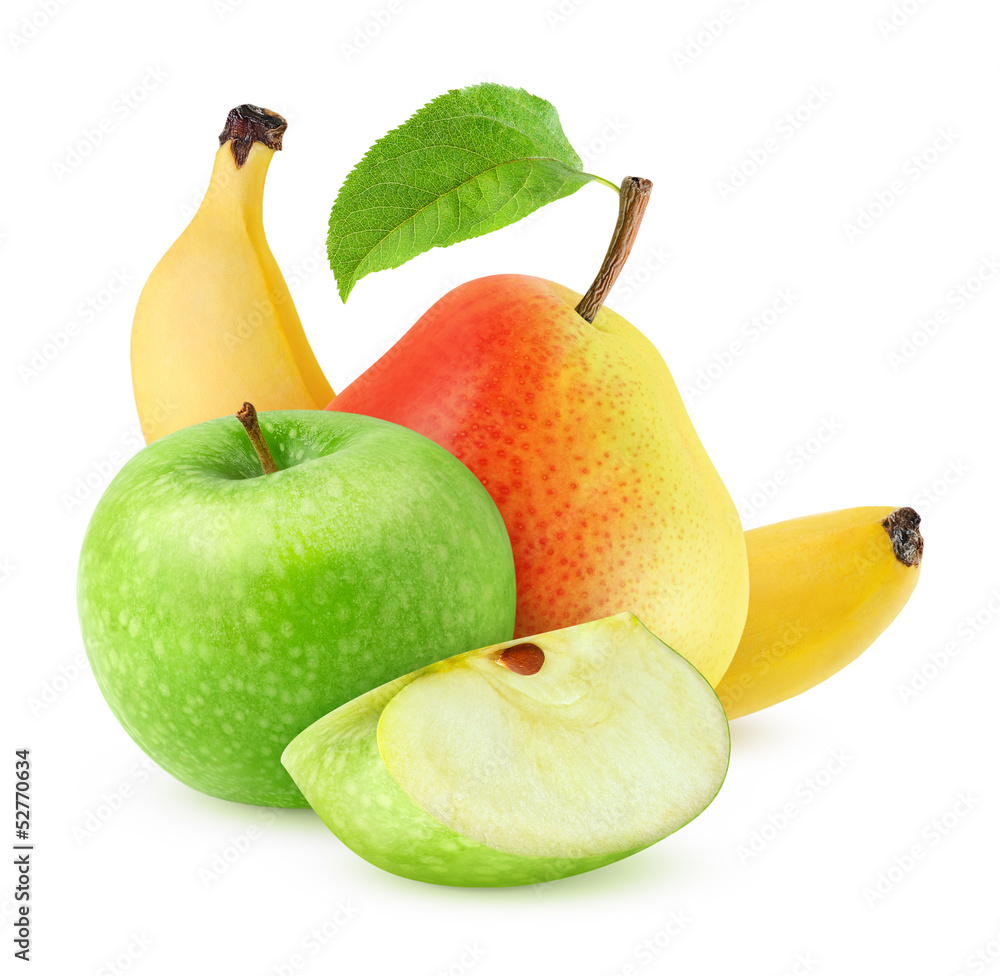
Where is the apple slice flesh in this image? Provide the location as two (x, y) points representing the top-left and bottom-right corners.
(283, 613), (729, 886)
(378, 613), (729, 859)
(284, 677), (634, 886)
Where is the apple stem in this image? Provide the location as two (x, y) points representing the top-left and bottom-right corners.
(236, 402), (278, 474)
(575, 176), (653, 323)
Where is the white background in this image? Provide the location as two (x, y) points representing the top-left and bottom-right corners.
(4, 0), (1000, 973)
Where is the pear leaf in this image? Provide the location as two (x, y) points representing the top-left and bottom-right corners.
(328, 83), (613, 301)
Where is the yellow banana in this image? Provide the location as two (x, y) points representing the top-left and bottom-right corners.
(131, 104), (333, 443)
(716, 506), (922, 719)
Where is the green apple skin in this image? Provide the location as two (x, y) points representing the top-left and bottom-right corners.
(78, 410), (516, 808)
(282, 679), (645, 887)
(282, 614), (730, 887)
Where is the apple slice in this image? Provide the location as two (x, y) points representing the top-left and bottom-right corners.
(282, 613), (730, 887)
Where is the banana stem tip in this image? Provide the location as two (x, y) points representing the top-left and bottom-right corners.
(882, 507), (923, 567)
(220, 104), (287, 167)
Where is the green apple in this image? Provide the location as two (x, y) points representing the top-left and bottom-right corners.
(77, 408), (516, 807)
(282, 613), (730, 886)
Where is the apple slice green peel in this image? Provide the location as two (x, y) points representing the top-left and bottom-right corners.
(282, 613), (730, 887)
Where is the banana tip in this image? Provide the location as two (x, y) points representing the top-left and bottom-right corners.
(220, 104), (287, 167)
(882, 507), (923, 567)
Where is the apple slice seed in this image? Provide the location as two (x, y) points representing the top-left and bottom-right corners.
(497, 643), (545, 675)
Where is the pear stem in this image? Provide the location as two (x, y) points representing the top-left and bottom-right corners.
(575, 176), (653, 323)
(236, 402), (278, 474)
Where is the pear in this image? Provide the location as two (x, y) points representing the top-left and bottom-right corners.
(330, 178), (748, 684)
(282, 613), (730, 887)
